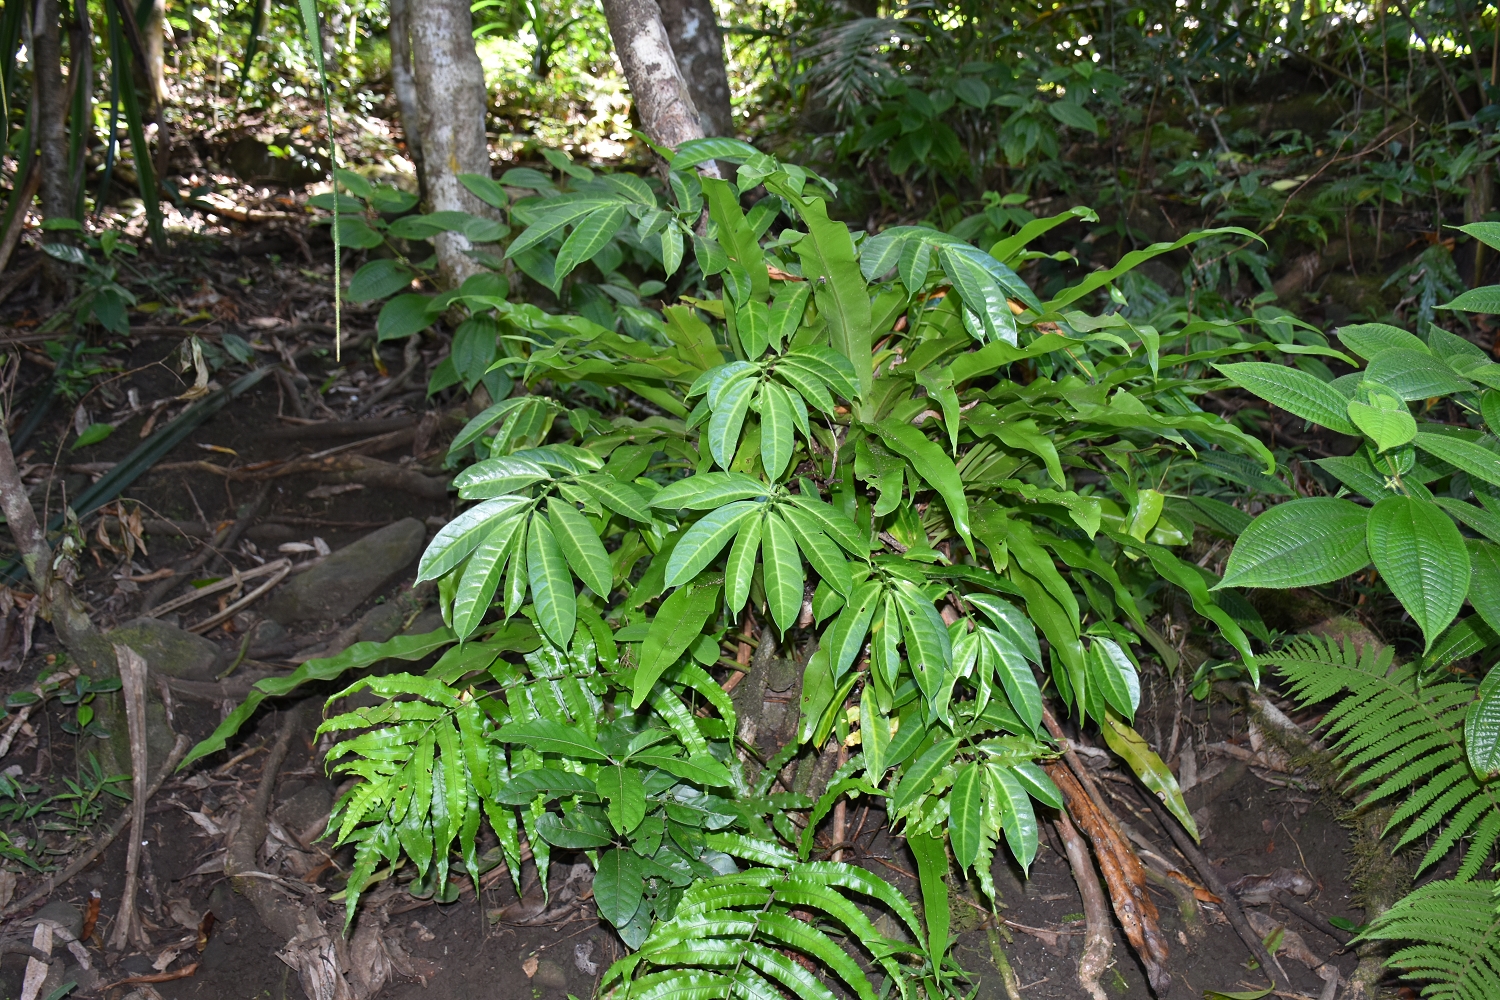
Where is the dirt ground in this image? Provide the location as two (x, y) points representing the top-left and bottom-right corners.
(0, 241), (1381, 1000)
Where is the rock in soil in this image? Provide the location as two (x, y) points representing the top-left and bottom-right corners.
(31, 900), (83, 938)
(107, 617), (225, 681)
(261, 518), (426, 624)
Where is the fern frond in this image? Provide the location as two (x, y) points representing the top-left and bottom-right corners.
(1359, 880), (1500, 1000)
(1264, 636), (1500, 877)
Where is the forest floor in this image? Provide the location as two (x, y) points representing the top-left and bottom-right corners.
(0, 196), (1399, 1000)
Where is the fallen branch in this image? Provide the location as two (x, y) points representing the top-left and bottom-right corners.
(108, 645), (152, 951)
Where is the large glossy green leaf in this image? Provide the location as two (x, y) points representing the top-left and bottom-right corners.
(652, 472), (771, 511)
(875, 417), (972, 550)
(948, 762), (985, 871)
(526, 514), (577, 646)
(894, 581), (952, 702)
(782, 193), (872, 401)
(763, 510), (805, 632)
(988, 764), (1038, 874)
(555, 204), (628, 279)
(1337, 322), (1430, 359)
(666, 501), (760, 588)
(1098, 713), (1199, 841)
(549, 498), (613, 597)
(940, 245), (1014, 345)
(453, 456), (551, 499)
(859, 684), (890, 785)
(890, 738), (960, 814)
(416, 497), (531, 583)
(633, 583), (720, 707)
(760, 381), (796, 480)
(1215, 362), (1358, 435)
(724, 512), (763, 615)
(780, 504), (852, 597)
(1218, 498), (1371, 589)
(451, 513), (524, 639)
(631, 751), (732, 787)
(1441, 285), (1500, 313)
(1088, 637), (1140, 722)
(494, 767), (598, 805)
(495, 719), (610, 760)
(1365, 349), (1476, 400)
(573, 473), (652, 522)
(1348, 392), (1416, 452)
(1465, 668), (1500, 777)
(1469, 540), (1500, 636)
(1414, 431), (1500, 489)
(978, 629), (1043, 736)
(594, 848), (645, 927)
(785, 495), (869, 556)
(1367, 495), (1470, 651)
(596, 765), (647, 835)
(708, 377), (757, 469)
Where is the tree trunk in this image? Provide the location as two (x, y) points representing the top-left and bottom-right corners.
(143, 0), (167, 104)
(600, 0), (708, 153)
(408, 0), (493, 287)
(33, 0), (71, 223)
(388, 0), (426, 200)
(658, 0), (732, 137)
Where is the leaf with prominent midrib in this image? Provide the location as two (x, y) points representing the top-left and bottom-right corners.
(1465, 668), (1500, 777)
(1099, 713), (1199, 841)
(1218, 498), (1371, 589)
(1469, 539), (1500, 636)
(665, 501), (759, 588)
(593, 849), (645, 927)
(762, 510), (805, 632)
(875, 417), (972, 550)
(988, 765), (1038, 874)
(724, 512), (763, 615)
(526, 514), (576, 646)
(1413, 430), (1500, 489)
(1215, 362), (1358, 435)
(495, 719), (610, 760)
(595, 764), (647, 835)
(450, 513), (524, 639)
(760, 381), (796, 480)
(1367, 494), (1470, 651)
(633, 583), (720, 707)
(548, 499), (613, 597)
(948, 762), (985, 871)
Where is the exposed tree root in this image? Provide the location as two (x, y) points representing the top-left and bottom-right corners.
(1053, 812), (1110, 1000)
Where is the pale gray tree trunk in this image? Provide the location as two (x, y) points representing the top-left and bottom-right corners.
(143, 0), (167, 103)
(409, 0), (493, 287)
(600, 0), (709, 153)
(388, 0), (426, 198)
(658, 0), (732, 137)
(33, 0), (70, 223)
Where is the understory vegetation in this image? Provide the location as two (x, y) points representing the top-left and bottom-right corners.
(9, 0), (1500, 998)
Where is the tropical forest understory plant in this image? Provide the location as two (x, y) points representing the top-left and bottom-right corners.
(172, 140), (1384, 999)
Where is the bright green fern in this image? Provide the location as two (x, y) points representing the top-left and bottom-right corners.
(1358, 879), (1500, 1000)
(1262, 635), (1500, 878)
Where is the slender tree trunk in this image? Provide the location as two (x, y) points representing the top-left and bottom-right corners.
(33, 0), (71, 223)
(657, 0), (732, 137)
(408, 0), (493, 287)
(143, 0), (167, 103)
(600, 0), (708, 152)
(388, 0), (427, 201)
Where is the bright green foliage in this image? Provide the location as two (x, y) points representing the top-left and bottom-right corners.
(1358, 880), (1500, 1000)
(1264, 637), (1500, 879)
(196, 143), (1326, 991)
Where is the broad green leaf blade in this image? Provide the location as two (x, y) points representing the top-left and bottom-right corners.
(948, 762), (985, 871)
(1465, 668), (1500, 776)
(891, 738), (961, 814)
(1218, 498), (1371, 590)
(549, 498), (613, 597)
(763, 510), (805, 632)
(1364, 349), (1476, 400)
(452, 456), (551, 499)
(724, 512), (763, 616)
(594, 849), (645, 927)
(785, 194), (872, 401)
(1367, 495), (1469, 651)
(759, 381), (796, 480)
(875, 417), (972, 550)
(1088, 637), (1140, 722)
(417, 497), (531, 582)
(666, 501), (760, 588)
(1216, 362), (1358, 435)
(633, 583), (721, 707)
(1468, 539), (1500, 636)
(596, 765), (647, 835)
(1099, 713), (1199, 842)
(652, 471), (771, 511)
(555, 204), (628, 280)
(451, 513), (524, 639)
(526, 513), (577, 646)
(1337, 322), (1430, 359)
(574, 473), (653, 521)
(708, 377), (757, 470)
(1413, 431), (1500, 490)
(989, 764), (1039, 874)
(780, 505), (852, 597)
(495, 719), (610, 761)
